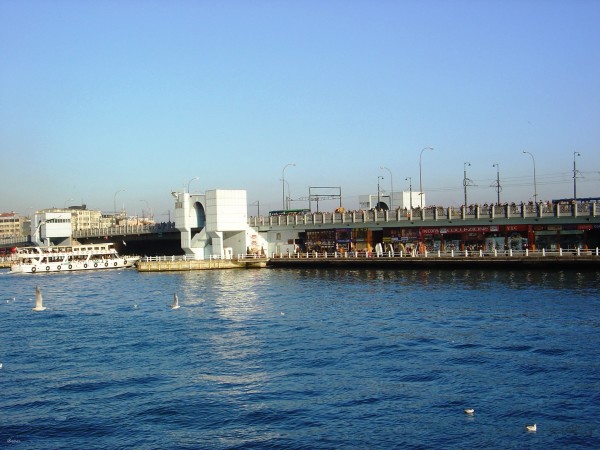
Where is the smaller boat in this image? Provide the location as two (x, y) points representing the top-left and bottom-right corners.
(10, 243), (139, 274)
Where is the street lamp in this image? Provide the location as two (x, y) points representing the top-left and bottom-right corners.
(493, 163), (501, 204)
(406, 177), (413, 209)
(113, 189), (125, 216)
(463, 162), (471, 208)
(280, 179), (291, 209)
(187, 177), (200, 193)
(380, 166), (393, 209)
(377, 176), (384, 210)
(522, 151), (537, 203)
(282, 163), (296, 210)
(573, 151), (581, 201)
(419, 146), (434, 208)
(250, 200), (260, 217)
(140, 199), (151, 221)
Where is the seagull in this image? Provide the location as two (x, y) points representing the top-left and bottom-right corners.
(0, 363), (3, 369)
(526, 424), (537, 432)
(464, 408), (475, 415)
(32, 286), (46, 311)
(170, 293), (180, 309)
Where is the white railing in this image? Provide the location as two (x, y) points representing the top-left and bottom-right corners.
(0, 236), (29, 246)
(249, 201), (599, 227)
(269, 248), (600, 259)
(72, 223), (176, 238)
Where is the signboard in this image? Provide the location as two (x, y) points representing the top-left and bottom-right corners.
(438, 226), (492, 234)
(505, 225), (529, 232)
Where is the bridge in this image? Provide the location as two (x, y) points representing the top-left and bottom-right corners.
(2, 200), (599, 259)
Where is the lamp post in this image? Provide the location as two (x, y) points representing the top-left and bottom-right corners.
(522, 151), (537, 203)
(419, 146), (434, 208)
(463, 162), (471, 208)
(573, 151), (581, 201)
(282, 163), (296, 210)
(250, 200), (260, 217)
(140, 199), (151, 222)
(113, 189), (125, 217)
(380, 166), (393, 209)
(280, 179), (291, 209)
(493, 163), (501, 204)
(187, 177), (200, 193)
(406, 176), (413, 209)
(377, 176), (384, 210)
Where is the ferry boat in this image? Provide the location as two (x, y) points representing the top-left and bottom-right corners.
(10, 243), (140, 274)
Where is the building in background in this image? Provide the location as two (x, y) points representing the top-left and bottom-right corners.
(359, 191), (423, 211)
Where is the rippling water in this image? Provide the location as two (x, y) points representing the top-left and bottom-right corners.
(1, 267), (599, 448)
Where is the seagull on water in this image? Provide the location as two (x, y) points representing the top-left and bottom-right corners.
(170, 293), (180, 309)
(464, 408), (475, 415)
(32, 286), (46, 311)
(526, 424), (537, 432)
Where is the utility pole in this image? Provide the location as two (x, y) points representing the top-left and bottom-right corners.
(493, 163), (501, 204)
(573, 152), (581, 201)
(463, 162), (472, 207)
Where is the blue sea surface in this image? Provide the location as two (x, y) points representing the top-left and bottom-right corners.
(1, 267), (599, 449)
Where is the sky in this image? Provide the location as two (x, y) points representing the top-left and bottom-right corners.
(1, 0), (599, 219)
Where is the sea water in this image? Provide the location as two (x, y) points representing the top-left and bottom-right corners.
(1, 268), (599, 449)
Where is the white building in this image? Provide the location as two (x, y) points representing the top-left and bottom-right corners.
(358, 191), (424, 210)
(173, 189), (267, 259)
(32, 211), (73, 246)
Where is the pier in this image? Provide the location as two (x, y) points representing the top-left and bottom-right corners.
(137, 255), (268, 272)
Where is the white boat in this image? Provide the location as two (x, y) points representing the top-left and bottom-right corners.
(10, 243), (140, 274)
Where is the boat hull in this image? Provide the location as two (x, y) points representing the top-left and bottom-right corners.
(10, 258), (139, 274)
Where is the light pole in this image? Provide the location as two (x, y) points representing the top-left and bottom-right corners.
(522, 151), (537, 203)
(282, 163), (295, 210)
(377, 176), (384, 210)
(493, 163), (501, 204)
(573, 151), (581, 201)
(113, 189), (125, 217)
(463, 162), (471, 207)
(250, 200), (260, 217)
(187, 177), (200, 193)
(419, 146), (434, 209)
(406, 177), (413, 209)
(140, 199), (151, 222)
(280, 179), (291, 209)
(380, 166), (393, 209)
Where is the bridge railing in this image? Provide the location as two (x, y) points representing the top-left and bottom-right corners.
(0, 236), (29, 247)
(249, 201), (599, 227)
(73, 223), (177, 238)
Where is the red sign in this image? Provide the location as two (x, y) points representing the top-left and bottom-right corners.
(439, 226), (491, 234)
(505, 225), (529, 232)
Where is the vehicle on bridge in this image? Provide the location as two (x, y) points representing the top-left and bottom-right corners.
(10, 243), (139, 274)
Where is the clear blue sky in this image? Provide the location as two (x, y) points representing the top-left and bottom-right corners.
(1, 0), (599, 218)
